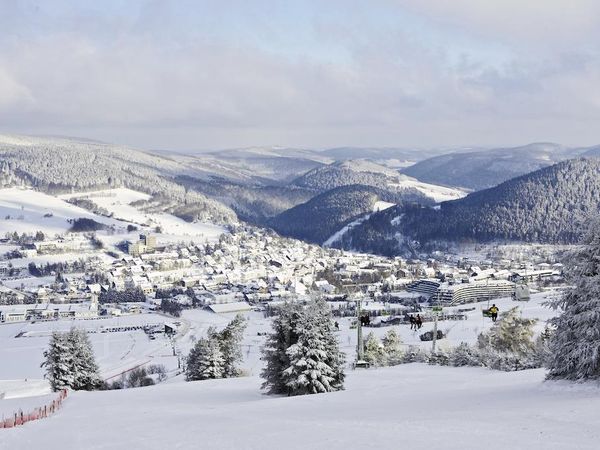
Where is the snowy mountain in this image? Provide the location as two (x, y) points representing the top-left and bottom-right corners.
(335, 157), (600, 255)
(268, 184), (431, 244)
(0, 134), (237, 224)
(292, 160), (465, 203)
(320, 146), (456, 168)
(401, 142), (594, 191)
(0, 134), (469, 230)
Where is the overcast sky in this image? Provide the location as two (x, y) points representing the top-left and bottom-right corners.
(1, 0), (600, 151)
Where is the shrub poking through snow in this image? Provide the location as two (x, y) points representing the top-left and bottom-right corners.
(402, 345), (428, 364)
(447, 342), (481, 367)
(476, 307), (539, 371)
(428, 350), (450, 366)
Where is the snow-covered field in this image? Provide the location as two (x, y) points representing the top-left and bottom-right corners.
(0, 292), (557, 382)
(61, 188), (225, 242)
(388, 174), (466, 203)
(1, 364), (599, 450)
(0, 313), (179, 380)
(0, 291), (569, 448)
(0, 188), (132, 236)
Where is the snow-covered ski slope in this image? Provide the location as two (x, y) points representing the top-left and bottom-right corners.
(330, 160), (467, 203)
(0, 187), (224, 241)
(324, 201), (395, 246)
(61, 188), (225, 241)
(387, 174), (466, 203)
(1, 364), (599, 450)
(0, 188), (133, 235)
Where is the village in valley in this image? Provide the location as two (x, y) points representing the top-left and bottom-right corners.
(0, 187), (567, 385)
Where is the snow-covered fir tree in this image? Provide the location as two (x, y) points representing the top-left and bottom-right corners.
(363, 332), (387, 367)
(42, 328), (101, 391)
(261, 302), (303, 394)
(217, 314), (247, 378)
(186, 333), (225, 381)
(68, 328), (102, 390)
(262, 300), (344, 396)
(42, 331), (75, 391)
(547, 225), (600, 380)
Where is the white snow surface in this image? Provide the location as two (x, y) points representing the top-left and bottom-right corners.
(2, 291), (587, 450)
(323, 214), (371, 247)
(372, 201), (395, 212)
(1, 364), (599, 449)
(324, 201), (394, 246)
(61, 188), (225, 241)
(387, 175), (466, 203)
(0, 188), (133, 235)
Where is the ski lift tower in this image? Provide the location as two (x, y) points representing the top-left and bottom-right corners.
(431, 291), (443, 354)
(354, 295), (370, 369)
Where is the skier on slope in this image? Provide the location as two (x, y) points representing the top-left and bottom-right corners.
(409, 315), (416, 330)
(489, 304), (499, 322)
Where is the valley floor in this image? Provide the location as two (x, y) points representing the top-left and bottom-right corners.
(1, 364), (599, 450)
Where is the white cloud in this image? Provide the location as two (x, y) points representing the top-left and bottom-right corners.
(391, 0), (600, 50)
(0, 1), (599, 149)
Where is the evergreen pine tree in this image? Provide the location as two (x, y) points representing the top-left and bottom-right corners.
(261, 302), (302, 394)
(186, 335), (224, 381)
(282, 300), (345, 395)
(68, 329), (102, 390)
(262, 300), (344, 396)
(42, 332), (75, 391)
(318, 301), (345, 391)
(217, 314), (247, 378)
(547, 225), (600, 380)
(42, 329), (102, 391)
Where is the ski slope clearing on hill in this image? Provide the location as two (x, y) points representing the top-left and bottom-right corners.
(0, 188), (133, 235)
(1, 364), (599, 450)
(324, 201), (395, 247)
(61, 188), (225, 241)
(387, 175), (466, 203)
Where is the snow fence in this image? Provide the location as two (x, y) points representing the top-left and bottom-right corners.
(0, 389), (68, 429)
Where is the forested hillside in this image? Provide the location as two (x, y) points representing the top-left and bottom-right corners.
(0, 135), (237, 224)
(337, 158), (600, 254)
(268, 184), (429, 244)
(176, 176), (315, 223)
(291, 160), (394, 192)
